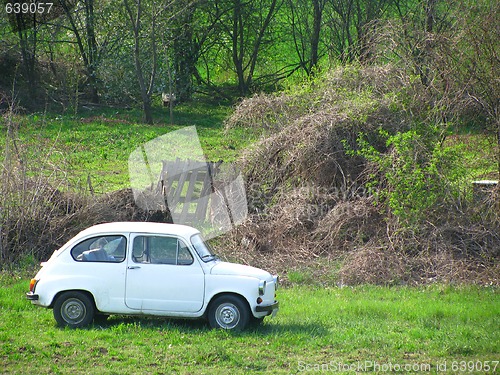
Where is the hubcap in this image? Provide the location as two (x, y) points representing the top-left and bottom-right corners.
(62, 298), (86, 324)
(215, 303), (240, 329)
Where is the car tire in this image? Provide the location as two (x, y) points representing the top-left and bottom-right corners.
(208, 295), (250, 331)
(53, 291), (95, 328)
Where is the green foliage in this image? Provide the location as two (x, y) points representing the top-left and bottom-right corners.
(352, 126), (467, 226)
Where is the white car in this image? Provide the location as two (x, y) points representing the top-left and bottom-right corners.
(27, 222), (279, 331)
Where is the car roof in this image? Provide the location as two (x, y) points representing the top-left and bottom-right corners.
(75, 222), (201, 239)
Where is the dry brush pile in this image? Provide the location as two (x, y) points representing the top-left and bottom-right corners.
(220, 65), (499, 286)
(0, 167), (169, 266)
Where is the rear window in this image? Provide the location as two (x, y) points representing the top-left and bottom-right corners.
(71, 235), (126, 262)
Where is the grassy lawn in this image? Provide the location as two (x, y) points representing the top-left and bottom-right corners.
(1, 272), (498, 374)
(2, 102), (259, 193)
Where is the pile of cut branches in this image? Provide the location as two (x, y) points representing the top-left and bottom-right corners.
(220, 66), (499, 285)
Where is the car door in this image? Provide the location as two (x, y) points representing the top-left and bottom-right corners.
(125, 233), (205, 312)
(69, 234), (128, 311)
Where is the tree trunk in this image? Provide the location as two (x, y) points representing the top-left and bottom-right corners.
(173, 3), (197, 102)
(60, 0), (100, 104)
(309, 0), (323, 73)
(142, 94), (154, 124)
(232, 0), (247, 95)
(420, 0), (437, 86)
(84, 0), (99, 103)
(134, 29), (154, 124)
(124, 0), (156, 124)
(16, 15), (37, 99)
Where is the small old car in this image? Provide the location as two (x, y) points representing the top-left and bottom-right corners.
(27, 222), (279, 330)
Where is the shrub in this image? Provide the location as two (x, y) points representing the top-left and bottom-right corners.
(352, 127), (467, 227)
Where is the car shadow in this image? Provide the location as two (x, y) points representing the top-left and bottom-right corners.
(91, 316), (328, 336)
(247, 322), (329, 336)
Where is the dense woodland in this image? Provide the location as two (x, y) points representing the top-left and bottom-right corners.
(0, 0), (498, 127)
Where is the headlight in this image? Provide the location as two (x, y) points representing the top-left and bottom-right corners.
(258, 280), (267, 296)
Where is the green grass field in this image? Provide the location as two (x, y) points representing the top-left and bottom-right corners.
(0, 102), (496, 197)
(4, 102), (259, 193)
(4, 102), (496, 198)
(1, 272), (498, 374)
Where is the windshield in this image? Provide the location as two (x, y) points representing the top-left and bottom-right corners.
(191, 234), (217, 262)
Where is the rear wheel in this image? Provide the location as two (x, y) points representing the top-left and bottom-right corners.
(208, 295), (250, 331)
(53, 291), (95, 328)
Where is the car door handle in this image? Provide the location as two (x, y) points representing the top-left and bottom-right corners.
(127, 266), (141, 269)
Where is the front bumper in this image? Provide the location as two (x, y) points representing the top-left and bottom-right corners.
(26, 292), (39, 301)
(256, 301), (279, 316)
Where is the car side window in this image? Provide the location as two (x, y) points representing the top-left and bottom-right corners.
(71, 235), (126, 262)
(177, 241), (194, 265)
(132, 236), (193, 265)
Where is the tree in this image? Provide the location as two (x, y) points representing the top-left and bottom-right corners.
(5, 3), (56, 99)
(59, 0), (101, 103)
(354, 0), (392, 63)
(123, 0), (198, 122)
(325, 0), (392, 63)
(123, 0), (161, 124)
(286, 0), (327, 75)
(14, 16), (38, 97)
(234, 0), (281, 95)
(391, 0), (455, 87)
(171, 2), (198, 102)
(210, 0), (281, 95)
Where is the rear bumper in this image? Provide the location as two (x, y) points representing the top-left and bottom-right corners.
(255, 301), (279, 315)
(26, 292), (39, 301)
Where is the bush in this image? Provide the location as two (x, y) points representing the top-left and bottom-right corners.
(352, 127), (467, 226)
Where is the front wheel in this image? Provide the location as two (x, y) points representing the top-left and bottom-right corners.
(53, 291), (95, 328)
(208, 295), (250, 331)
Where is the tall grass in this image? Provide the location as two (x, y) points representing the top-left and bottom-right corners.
(0, 108), (84, 266)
